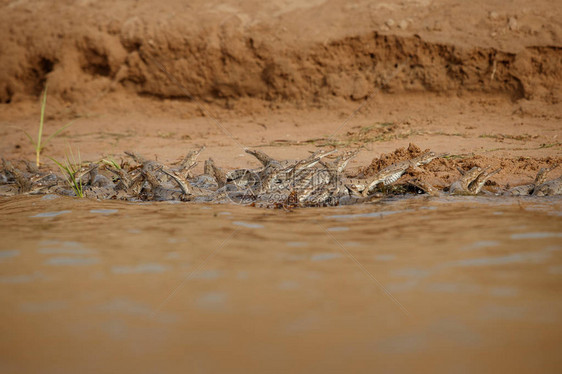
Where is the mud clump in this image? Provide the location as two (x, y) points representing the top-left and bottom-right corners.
(356, 143), (562, 190)
(361, 143), (426, 177)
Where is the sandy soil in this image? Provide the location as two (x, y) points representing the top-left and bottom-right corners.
(1, 0), (561, 190)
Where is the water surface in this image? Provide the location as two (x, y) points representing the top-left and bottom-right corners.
(1, 195), (561, 373)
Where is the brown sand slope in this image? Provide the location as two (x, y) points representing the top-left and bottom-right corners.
(0, 0), (561, 187)
(1, 0), (561, 105)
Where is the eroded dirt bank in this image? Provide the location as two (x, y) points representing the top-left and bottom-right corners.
(1, 0), (561, 107)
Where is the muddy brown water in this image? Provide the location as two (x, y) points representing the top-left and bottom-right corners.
(0, 195), (561, 373)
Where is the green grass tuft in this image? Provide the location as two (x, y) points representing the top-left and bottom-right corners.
(101, 157), (121, 169)
(49, 147), (84, 198)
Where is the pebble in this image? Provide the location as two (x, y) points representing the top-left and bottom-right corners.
(385, 18), (395, 28)
(432, 20), (443, 31)
(489, 11), (499, 20)
(508, 17), (518, 30)
(398, 20), (409, 30)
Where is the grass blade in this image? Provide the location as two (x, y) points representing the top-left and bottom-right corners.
(101, 157), (121, 169)
(36, 85), (48, 166)
(48, 156), (65, 170)
(22, 130), (37, 148)
(42, 119), (78, 147)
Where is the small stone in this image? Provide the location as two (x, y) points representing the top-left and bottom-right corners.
(489, 11), (499, 20)
(398, 20), (409, 30)
(385, 18), (395, 28)
(508, 17), (518, 30)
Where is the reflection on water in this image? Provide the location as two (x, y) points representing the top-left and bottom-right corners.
(99, 299), (156, 317)
(112, 263), (169, 274)
(459, 240), (500, 251)
(489, 286), (519, 297)
(374, 254), (396, 261)
(45, 257), (100, 266)
(286, 241), (308, 247)
(452, 252), (550, 267)
(0, 273), (42, 284)
(196, 292), (227, 310)
(426, 282), (481, 295)
(0, 195), (561, 373)
(98, 298), (177, 323)
(20, 300), (68, 313)
(478, 305), (528, 321)
(511, 232), (562, 239)
(31, 210), (72, 218)
(38, 240), (95, 255)
(232, 221), (264, 229)
(310, 252), (342, 262)
(191, 269), (222, 280)
(41, 194), (59, 201)
(278, 280), (300, 290)
(327, 209), (411, 220)
(326, 226), (349, 232)
(0, 249), (20, 259)
(90, 209), (119, 215)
